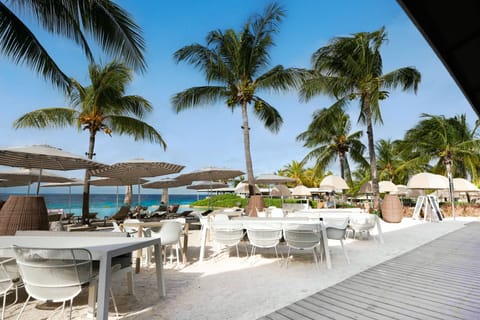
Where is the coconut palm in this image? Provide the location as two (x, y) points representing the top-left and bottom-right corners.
(14, 61), (166, 223)
(171, 2), (305, 198)
(375, 138), (409, 184)
(0, 0), (146, 91)
(400, 113), (480, 182)
(300, 27), (421, 210)
(297, 104), (367, 186)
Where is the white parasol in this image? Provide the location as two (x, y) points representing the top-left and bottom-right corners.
(406, 172), (449, 190)
(0, 144), (103, 194)
(0, 168), (73, 194)
(177, 166), (244, 182)
(319, 175), (349, 190)
(91, 158), (184, 205)
(360, 180), (397, 193)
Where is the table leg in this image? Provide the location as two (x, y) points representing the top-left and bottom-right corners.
(199, 222), (208, 262)
(375, 216), (384, 244)
(321, 225), (331, 269)
(96, 254), (112, 320)
(182, 223), (189, 263)
(153, 242), (166, 297)
(135, 226), (143, 273)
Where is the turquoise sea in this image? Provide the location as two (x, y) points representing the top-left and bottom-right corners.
(0, 193), (207, 218)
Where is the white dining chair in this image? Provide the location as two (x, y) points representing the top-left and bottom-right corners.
(13, 246), (118, 320)
(246, 223), (283, 261)
(0, 248), (22, 320)
(283, 223), (323, 267)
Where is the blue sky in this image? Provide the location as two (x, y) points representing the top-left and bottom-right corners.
(0, 0), (477, 195)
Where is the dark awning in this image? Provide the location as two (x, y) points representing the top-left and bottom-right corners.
(397, 0), (480, 117)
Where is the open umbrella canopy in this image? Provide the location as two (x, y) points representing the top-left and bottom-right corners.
(41, 178), (85, 188)
(391, 184), (409, 196)
(234, 182), (260, 194)
(177, 166), (244, 182)
(360, 180), (397, 193)
(254, 173), (295, 185)
(0, 168), (72, 184)
(0, 144), (104, 171)
(142, 178), (189, 189)
(291, 185), (312, 197)
(452, 178), (480, 192)
(91, 158), (184, 179)
(89, 177), (148, 186)
(186, 181), (228, 190)
(319, 175), (349, 190)
(407, 172), (449, 190)
(271, 184), (291, 197)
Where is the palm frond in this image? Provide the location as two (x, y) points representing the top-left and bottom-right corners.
(108, 116), (166, 150)
(251, 97), (283, 133)
(171, 86), (228, 112)
(0, 2), (70, 90)
(13, 108), (76, 129)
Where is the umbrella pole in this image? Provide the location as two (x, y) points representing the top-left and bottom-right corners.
(35, 168), (43, 195)
(116, 186), (119, 209)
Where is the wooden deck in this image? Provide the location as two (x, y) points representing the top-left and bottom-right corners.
(259, 221), (480, 320)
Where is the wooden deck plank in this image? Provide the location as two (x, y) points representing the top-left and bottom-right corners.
(259, 222), (480, 320)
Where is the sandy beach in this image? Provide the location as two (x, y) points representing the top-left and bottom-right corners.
(5, 216), (478, 319)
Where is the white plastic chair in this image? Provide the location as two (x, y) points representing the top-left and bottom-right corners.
(0, 248), (22, 320)
(246, 223), (283, 261)
(148, 220), (184, 266)
(325, 218), (350, 264)
(283, 223), (323, 267)
(349, 214), (377, 241)
(210, 221), (247, 258)
(13, 246), (118, 320)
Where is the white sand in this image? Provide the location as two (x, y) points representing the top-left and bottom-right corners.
(6, 216), (478, 319)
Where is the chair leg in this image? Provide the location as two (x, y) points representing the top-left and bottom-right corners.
(110, 288), (119, 319)
(340, 239), (350, 264)
(15, 295), (30, 320)
(2, 292), (6, 320)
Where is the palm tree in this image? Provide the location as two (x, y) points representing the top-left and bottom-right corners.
(14, 61), (166, 223)
(300, 27), (421, 210)
(279, 160), (307, 186)
(171, 2), (305, 199)
(296, 104), (367, 186)
(375, 138), (407, 184)
(0, 0), (146, 91)
(400, 113), (480, 182)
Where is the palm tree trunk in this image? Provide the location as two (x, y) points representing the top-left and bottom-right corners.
(363, 100), (380, 211)
(82, 131), (96, 224)
(241, 101), (255, 194)
(339, 152), (346, 202)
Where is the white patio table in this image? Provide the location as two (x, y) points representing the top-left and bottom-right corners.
(0, 235), (165, 320)
(199, 216), (332, 269)
(289, 209), (384, 243)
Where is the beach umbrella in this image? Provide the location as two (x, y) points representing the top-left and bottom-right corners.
(234, 182), (260, 195)
(360, 180), (397, 194)
(291, 185), (311, 197)
(254, 174), (295, 185)
(452, 178), (480, 192)
(142, 178), (191, 205)
(177, 166), (244, 182)
(319, 175), (349, 190)
(255, 174), (295, 202)
(91, 158), (185, 205)
(187, 181), (228, 190)
(406, 172), (449, 190)
(0, 144), (104, 194)
(270, 184), (291, 206)
(0, 168), (73, 194)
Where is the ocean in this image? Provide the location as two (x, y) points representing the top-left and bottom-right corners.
(0, 193), (207, 218)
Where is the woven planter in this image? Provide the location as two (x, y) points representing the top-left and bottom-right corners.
(381, 194), (403, 223)
(0, 195), (49, 235)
